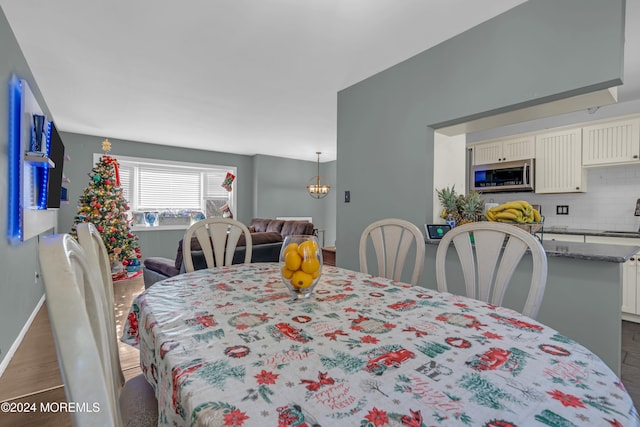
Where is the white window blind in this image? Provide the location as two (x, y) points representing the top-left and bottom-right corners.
(92, 153), (237, 219)
(137, 166), (201, 210)
(118, 165), (133, 203)
(204, 171), (231, 198)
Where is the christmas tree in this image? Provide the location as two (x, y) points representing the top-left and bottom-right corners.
(71, 139), (141, 279)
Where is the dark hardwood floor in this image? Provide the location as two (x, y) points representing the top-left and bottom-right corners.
(0, 277), (638, 425)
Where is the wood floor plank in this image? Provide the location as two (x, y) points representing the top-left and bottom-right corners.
(0, 306), (62, 402)
(122, 366), (144, 382)
(114, 276), (145, 371)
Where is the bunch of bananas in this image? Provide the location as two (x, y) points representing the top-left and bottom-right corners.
(485, 200), (541, 224)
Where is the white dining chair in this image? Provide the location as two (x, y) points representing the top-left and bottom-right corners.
(39, 233), (157, 427)
(435, 221), (548, 319)
(359, 218), (425, 285)
(76, 222), (124, 391)
(183, 217), (253, 272)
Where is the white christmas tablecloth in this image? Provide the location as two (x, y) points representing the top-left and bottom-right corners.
(122, 263), (639, 427)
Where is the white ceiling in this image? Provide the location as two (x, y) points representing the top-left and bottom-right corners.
(2, 0), (637, 162)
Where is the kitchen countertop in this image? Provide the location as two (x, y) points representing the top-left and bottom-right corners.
(539, 240), (639, 263)
(427, 233), (640, 263)
(542, 226), (640, 239)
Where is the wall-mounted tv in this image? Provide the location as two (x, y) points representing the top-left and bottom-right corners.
(46, 123), (65, 208)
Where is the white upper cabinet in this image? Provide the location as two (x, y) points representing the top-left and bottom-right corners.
(535, 128), (586, 193)
(472, 136), (535, 165)
(582, 117), (640, 166)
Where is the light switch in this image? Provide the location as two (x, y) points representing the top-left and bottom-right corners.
(344, 191), (351, 203)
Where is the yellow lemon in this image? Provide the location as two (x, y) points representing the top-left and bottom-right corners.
(284, 243), (299, 255)
(284, 251), (302, 271)
(301, 257), (320, 275)
(311, 268), (321, 279)
(281, 266), (294, 279)
(291, 271), (314, 289)
(297, 240), (318, 257)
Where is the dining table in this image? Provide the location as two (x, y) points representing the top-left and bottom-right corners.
(122, 262), (639, 427)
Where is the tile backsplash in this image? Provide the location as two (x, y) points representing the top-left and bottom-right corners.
(480, 164), (640, 232)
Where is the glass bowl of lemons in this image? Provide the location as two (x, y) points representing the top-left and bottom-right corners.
(279, 235), (323, 299)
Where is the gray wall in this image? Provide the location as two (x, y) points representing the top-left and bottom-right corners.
(0, 7), (53, 367)
(253, 155), (336, 246)
(336, 0), (625, 280)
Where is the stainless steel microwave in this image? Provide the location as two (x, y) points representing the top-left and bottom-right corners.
(472, 159), (534, 193)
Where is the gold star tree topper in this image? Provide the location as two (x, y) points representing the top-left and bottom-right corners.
(102, 138), (112, 153)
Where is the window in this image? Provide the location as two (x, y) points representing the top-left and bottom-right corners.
(93, 154), (237, 227)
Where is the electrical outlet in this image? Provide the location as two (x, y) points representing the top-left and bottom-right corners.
(556, 205), (569, 215)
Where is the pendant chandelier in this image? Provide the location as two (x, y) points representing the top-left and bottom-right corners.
(306, 152), (331, 199)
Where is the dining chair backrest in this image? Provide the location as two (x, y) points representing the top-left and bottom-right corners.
(41, 232), (158, 427)
(435, 221), (548, 319)
(39, 234), (123, 426)
(183, 218), (253, 272)
(359, 218), (425, 285)
(76, 222), (124, 392)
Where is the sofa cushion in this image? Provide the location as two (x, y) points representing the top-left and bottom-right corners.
(281, 221), (314, 237)
(144, 257), (180, 278)
(266, 220), (285, 233)
(243, 231), (282, 246)
(251, 218), (272, 233)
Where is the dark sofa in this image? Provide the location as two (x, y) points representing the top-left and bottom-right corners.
(142, 218), (315, 288)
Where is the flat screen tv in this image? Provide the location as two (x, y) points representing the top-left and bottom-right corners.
(47, 123), (65, 208)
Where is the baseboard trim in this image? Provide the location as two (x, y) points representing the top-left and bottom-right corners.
(0, 295), (46, 378)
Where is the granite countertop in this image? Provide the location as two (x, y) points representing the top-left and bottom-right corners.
(426, 235), (640, 263)
(539, 240), (639, 263)
(542, 226), (640, 239)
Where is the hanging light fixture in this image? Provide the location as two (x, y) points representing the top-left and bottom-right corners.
(306, 152), (331, 199)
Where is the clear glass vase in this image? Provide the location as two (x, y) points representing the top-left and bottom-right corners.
(279, 235), (323, 299)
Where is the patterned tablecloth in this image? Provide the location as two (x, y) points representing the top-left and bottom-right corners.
(122, 263), (639, 427)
